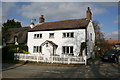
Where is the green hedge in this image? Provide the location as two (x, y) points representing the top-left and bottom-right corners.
(2, 45), (28, 61)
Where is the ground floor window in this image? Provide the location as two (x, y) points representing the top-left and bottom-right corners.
(33, 46), (42, 53)
(62, 46), (73, 55)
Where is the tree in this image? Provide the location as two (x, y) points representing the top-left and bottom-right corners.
(2, 19), (22, 34)
(93, 21), (111, 56)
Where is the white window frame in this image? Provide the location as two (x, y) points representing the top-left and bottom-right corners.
(62, 46), (73, 55)
(33, 46), (42, 53)
(34, 34), (42, 39)
(49, 33), (54, 38)
(63, 32), (74, 38)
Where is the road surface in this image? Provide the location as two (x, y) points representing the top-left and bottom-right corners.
(2, 61), (120, 78)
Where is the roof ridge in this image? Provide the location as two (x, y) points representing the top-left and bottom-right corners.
(44, 18), (88, 24)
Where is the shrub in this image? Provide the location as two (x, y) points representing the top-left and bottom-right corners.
(53, 54), (59, 56)
(2, 45), (28, 61)
(22, 50), (30, 54)
(2, 46), (17, 61)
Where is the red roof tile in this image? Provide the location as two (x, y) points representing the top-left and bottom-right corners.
(106, 38), (120, 45)
(29, 19), (89, 31)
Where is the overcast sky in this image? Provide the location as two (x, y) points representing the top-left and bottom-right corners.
(1, 2), (120, 40)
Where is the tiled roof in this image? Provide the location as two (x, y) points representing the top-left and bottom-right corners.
(29, 19), (90, 31)
(3, 27), (31, 44)
(41, 40), (58, 46)
(106, 38), (120, 45)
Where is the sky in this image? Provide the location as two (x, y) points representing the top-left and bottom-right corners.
(1, 1), (120, 40)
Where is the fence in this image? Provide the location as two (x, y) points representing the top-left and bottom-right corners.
(14, 53), (87, 65)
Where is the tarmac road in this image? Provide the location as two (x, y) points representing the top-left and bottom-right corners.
(2, 60), (120, 78)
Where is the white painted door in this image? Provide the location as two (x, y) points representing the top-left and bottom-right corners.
(42, 43), (52, 61)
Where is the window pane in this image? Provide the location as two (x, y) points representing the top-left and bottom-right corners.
(34, 34), (36, 38)
(62, 46), (65, 54)
(33, 46), (36, 52)
(40, 34), (42, 38)
(71, 32), (74, 37)
(67, 47), (69, 53)
(36, 46), (39, 52)
(70, 46), (73, 53)
(39, 46), (42, 52)
(90, 33), (92, 41)
(49, 33), (54, 38)
(67, 33), (69, 37)
(37, 34), (39, 38)
(63, 33), (66, 37)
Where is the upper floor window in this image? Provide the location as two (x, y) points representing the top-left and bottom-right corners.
(63, 32), (74, 38)
(49, 33), (54, 38)
(90, 33), (92, 41)
(34, 34), (42, 39)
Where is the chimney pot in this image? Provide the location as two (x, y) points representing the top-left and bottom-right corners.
(39, 15), (45, 23)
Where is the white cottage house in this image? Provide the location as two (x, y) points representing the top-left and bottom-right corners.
(27, 7), (95, 61)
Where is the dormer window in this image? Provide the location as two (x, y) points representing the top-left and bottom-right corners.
(14, 35), (18, 45)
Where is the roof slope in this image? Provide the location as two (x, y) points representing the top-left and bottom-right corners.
(3, 27), (30, 44)
(106, 38), (120, 45)
(41, 40), (58, 46)
(29, 19), (90, 31)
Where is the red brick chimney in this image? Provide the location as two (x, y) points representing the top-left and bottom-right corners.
(86, 7), (92, 20)
(39, 15), (45, 23)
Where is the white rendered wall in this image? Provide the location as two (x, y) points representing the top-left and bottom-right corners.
(86, 21), (95, 58)
(27, 29), (86, 56)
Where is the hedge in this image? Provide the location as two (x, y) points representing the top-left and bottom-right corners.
(2, 45), (28, 61)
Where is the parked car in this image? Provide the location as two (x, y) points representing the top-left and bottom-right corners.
(101, 49), (120, 63)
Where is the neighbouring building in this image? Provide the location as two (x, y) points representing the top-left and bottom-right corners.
(27, 7), (95, 59)
(2, 27), (31, 46)
(106, 38), (120, 50)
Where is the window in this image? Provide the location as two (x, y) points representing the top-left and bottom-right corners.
(62, 46), (73, 55)
(34, 34), (42, 39)
(63, 33), (66, 37)
(33, 46), (36, 52)
(49, 33), (54, 38)
(90, 33), (92, 41)
(33, 46), (42, 53)
(67, 33), (69, 37)
(37, 34), (39, 38)
(70, 47), (73, 53)
(34, 34), (37, 38)
(14, 35), (18, 43)
(71, 32), (74, 38)
(40, 34), (42, 38)
(46, 43), (48, 47)
(63, 32), (74, 38)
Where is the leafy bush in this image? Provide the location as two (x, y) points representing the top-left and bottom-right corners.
(22, 50), (30, 54)
(2, 46), (17, 61)
(53, 54), (59, 56)
(2, 45), (28, 61)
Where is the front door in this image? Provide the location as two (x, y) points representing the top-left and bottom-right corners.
(42, 43), (52, 61)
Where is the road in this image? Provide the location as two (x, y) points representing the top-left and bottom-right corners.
(2, 60), (120, 78)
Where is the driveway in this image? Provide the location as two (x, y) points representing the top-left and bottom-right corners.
(2, 60), (120, 78)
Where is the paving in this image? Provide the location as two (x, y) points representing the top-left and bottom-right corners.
(1, 60), (120, 78)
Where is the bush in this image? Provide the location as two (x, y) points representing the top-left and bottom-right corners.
(23, 50), (30, 54)
(2, 45), (28, 61)
(2, 46), (17, 61)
